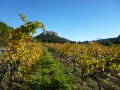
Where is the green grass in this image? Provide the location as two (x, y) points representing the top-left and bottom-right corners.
(17, 47), (72, 90)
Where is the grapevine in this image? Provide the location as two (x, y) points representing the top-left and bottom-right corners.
(1, 13), (44, 89)
(45, 42), (120, 90)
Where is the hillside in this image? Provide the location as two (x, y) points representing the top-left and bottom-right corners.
(78, 35), (120, 45)
(35, 31), (76, 43)
(0, 22), (13, 47)
(95, 35), (120, 45)
(36, 31), (120, 45)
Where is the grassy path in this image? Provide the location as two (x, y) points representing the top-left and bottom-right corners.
(24, 47), (72, 90)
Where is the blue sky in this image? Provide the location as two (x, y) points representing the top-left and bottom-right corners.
(0, 0), (120, 41)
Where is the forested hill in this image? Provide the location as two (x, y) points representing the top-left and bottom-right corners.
(0, 22), (13, 46)
(77, 35), (120, 45)
(36, 31), (120, 45)
(95, 35), (120, 45)
(35, 31), (76, 43)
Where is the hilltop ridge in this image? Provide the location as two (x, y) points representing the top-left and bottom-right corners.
(35, 31), (76, 43)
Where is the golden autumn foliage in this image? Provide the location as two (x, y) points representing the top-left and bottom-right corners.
(2, 14), (44, 81)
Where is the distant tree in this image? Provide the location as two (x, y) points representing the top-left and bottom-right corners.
(84, 41), (89, 44)
(78, 41), (83, 44)
(70, 41), (77, 44)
